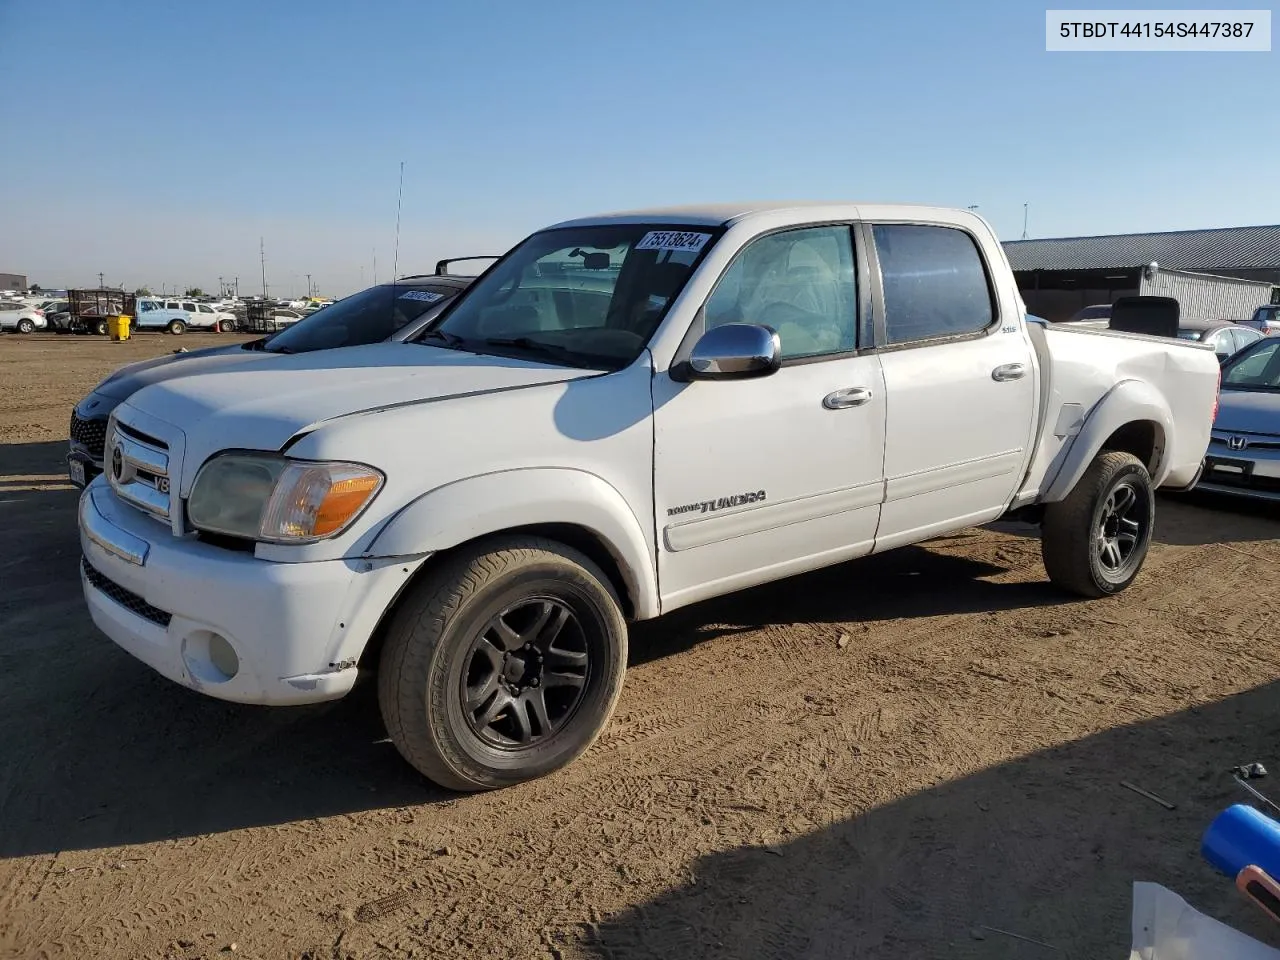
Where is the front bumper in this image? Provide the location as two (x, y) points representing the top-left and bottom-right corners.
(78, 479), (424, 705)
(1193, 435), (1280, 502)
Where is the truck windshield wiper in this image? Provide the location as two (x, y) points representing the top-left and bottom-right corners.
(417, 329), (467, 349)
(479, 336), (593, 367)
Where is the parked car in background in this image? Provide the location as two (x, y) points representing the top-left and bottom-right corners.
(134, 299), (203, 335)
(1064, 303), (1112, 327)
(1176, 319), (1263, 362)
(0, 300), (46, 333)
(1195, 335), (1280, 501)
(68, 271), (477, 487)
(1242, 304), (1280, 337)
(75, 203), (1221, 791)
(157, 299), (234, 331)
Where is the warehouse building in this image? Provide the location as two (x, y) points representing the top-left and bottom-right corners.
(1004, 225), (1280, 323)
(0, 272), (28, 291)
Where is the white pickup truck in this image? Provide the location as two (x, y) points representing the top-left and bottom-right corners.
(79, 202), (1220, 791)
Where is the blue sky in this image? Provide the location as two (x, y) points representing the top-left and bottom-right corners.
(2, 0), (1276, 295)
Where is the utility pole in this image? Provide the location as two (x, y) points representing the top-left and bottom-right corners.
(305, 273), (312, 297)
(234, 276), (239, 298)
(372, 247), (377, 286)
(219, 275), (224, 298)
(1022, 203), (1029, 240)
(98, 272), (104, 289)
(260, 237), (269, 299)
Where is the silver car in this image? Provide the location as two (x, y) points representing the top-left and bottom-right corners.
(1196, 336), (1280, 501)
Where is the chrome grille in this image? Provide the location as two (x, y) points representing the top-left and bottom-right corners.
(69, 412), (108, 461)
(106, 423), (172, 522)
(1211, 432), (1280, 452)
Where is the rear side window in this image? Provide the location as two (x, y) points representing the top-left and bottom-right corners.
(872, 224), (995, 345)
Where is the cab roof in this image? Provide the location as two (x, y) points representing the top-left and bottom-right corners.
(546, 201), (978, 230)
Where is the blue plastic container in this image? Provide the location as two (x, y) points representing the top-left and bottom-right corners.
(1203, 804), (1280, 879)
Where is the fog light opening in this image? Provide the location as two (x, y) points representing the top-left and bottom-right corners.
(183, 630), (241, 684)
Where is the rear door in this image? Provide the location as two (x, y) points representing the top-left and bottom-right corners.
(867, 221), (1037, 551)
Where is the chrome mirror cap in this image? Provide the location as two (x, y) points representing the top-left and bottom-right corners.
(680, 323), (781, 381)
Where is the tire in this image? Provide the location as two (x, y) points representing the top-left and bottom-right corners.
(218, 318), (237, 333)
(16, 318), (34, 334)
(93, 318), (109, 336)
(1041, 450), (1155, 598)
(378, 535), (628, 792)
(167, 319), (186, 335)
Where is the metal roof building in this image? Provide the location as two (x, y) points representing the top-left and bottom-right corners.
(1003, 225), (1280, 322)
(1004, 225), (1280, 280)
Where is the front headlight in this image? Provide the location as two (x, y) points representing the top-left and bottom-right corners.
(188, 454), (384, 543)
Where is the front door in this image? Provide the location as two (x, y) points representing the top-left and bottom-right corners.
(867, 222), (1037, 551)
(652, 224), (887, 612)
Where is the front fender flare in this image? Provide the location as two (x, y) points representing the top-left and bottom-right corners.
(1041, 379), (1174, 502)
(365, 468), (659, 619)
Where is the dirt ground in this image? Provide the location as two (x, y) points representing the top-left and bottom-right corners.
(2, 333), (1280, 960)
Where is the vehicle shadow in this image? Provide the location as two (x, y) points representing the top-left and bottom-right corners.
(584, 680), (1280, 959)
(629, 539), (1070, 666)
(1158, 491), (1280, 546)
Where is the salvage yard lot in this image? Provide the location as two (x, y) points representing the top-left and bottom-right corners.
(2, 335), (1279, 959)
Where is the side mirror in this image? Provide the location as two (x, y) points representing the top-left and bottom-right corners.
(674, 323), (781, 382)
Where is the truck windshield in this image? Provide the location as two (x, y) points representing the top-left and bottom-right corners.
(262, 283), (458, 353)
(417, 223), (722, 369)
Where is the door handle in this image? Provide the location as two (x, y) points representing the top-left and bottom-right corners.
(992, 362), (1027, 382)
(823, 387), (873, 409)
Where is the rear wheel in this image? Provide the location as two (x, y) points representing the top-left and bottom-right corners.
(167, 319), (186, 335)
(16, 318), (35, 334)
(1041, 451), (1154, 598)
(378, 536), (628, 791)
(218, 318), (237, 333)
(92, 318), (109, 336)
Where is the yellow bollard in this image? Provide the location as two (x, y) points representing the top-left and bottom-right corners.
(109, 315), (131, 341)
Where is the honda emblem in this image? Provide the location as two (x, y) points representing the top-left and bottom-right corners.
(1227, 436), (1247, 452)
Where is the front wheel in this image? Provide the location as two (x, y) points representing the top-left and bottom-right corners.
(1041, 450), (1154, 598)
(167, 319), (186, 335)
(378, 536), (628, 791)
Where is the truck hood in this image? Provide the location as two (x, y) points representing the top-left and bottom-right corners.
(93, 342), (266, 401)
(1215, 389), (1280, 436)
(118, 342), (599, 477)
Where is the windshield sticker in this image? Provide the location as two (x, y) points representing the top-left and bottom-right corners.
(636, 231), (712, 254)
(398, 290), (445, 302)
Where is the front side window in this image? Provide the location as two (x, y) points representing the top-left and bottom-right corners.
(421, 223), (720, 369)
(872, 224), (995, 345)
(703, 225), (857, 360)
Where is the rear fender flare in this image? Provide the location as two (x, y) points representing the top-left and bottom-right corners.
(364, 468), (658, 619)
(1041, 379), (1173, 502)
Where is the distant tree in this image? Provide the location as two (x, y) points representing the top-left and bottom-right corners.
(29, 283), (42, 293)
(135, 287), (153, 296)
(184, 287), (204, 297)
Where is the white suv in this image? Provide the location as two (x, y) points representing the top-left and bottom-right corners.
(161, 300), (234, 330)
